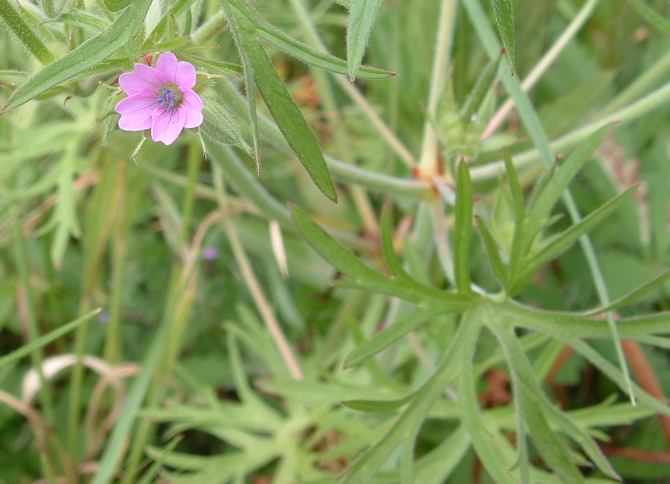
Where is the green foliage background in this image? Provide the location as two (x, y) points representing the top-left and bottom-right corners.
(2, 0), (670, 483)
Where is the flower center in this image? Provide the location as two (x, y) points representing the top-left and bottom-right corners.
(157, 84), (182, 111)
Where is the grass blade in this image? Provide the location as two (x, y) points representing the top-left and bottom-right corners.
(584, 269), (670, 316)
(0, 309), (100, 370)
(347, 0), (383, 80)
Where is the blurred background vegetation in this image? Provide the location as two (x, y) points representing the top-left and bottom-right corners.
(2, 0), (670, 483)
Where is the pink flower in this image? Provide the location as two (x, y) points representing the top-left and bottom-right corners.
(115, 52), (204, 145)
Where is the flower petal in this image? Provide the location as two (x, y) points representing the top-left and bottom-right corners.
(119, 64), (161, 95)
(180, 90), (204, 129)
(156, 52), (178, 84)
(151, 108), (186, 145)
(119, 110), (153, 131)
(115, 94), (157, 115)
(176, 61), (197, 90)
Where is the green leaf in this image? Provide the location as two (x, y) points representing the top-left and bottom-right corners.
(0, 309), (100, 370)
(0, 0), (54, 64)
(293, 207), (475, 310)
(343, 393), (414, 412)
(518, 188), (635, 286)
(491, 325), (618, 481)
(345, 310), (440, 367)
(503, 156), (524, 222)
(454, 161), (474, 294)
(342, 322), (468, 483)
(459, 312), (518, 484)
(626, 0), (670, 34)
(460, 52), (501, 122)
(222, 1), (261, 171)
(569, 339), (670, 417)
(493, 327), (585, 483)
(225, 3), (337, 201)
(584, 269), (670, 316)
(525, 128), (609, 248)
(102, 0), (131, 11)
(293, 206), (386, 283)
(3, 0), (152, 111)
(347, 0), (384, 80)
(490, 0), (516, 66)
(476, 216), (508, 289)
(232, 2), (393, 80)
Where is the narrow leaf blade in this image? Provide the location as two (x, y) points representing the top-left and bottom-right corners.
(347, 0), (384, 80)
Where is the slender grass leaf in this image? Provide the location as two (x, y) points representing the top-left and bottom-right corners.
(226, 3), (337, 201)
(345, 310), (441, 367)
(0, 0), (54, 64)
(584, 269), (670, 316)
(518, 187), (635, 285)
(4, 0), (152, 111)
(476, 216), (508, 289)
(454, 161), (473, 294)
(92, 320), (170, 484)
(626, 0), (670, 34)
(0, 309), (100, 370)
(347, 0), (383, 80)
(490, 0), (516, 66)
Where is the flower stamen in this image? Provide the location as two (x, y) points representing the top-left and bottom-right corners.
(158, 84), (182, 111)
